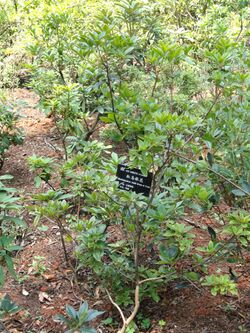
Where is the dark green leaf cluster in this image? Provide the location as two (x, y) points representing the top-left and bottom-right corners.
(54, 301), (104, 333)
(0, 102), (23, 168)
(0, 175), (25, 287)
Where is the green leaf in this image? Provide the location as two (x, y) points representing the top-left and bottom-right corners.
(37, 225), (49, 232)
(196, 160), (208, 171)
(6, 244), (22, 252)
(211, 288), (217, 296)
(0, 266), (4, 287)
(80, 327), (97, 333)
(0, 295), (20, 314)
(209, 193), (220, 205)
(184, 271), (200, 281)
(207, 152), (213, 166)
(4, 216), (26, 228)
(102, 317), (113, 325)
(232, 189), (248, 197)
(78, 302), (89, 323)
(111, 152), (119, 164)
(4, 255), (17, 279)
(93, 251), (104, 262)
(4, 254), (17, 279)
(0, 194), (18, 203)
(34, 176), (42, 188)
(66, 304), (77, 319)
(78, 301), (88, 315)
(0, 175), (13, 180)
(159, 244), (179, 263)
(241, 181), (250, 194)
(85, 309), (104, 322)
(207, 226), (216, 241)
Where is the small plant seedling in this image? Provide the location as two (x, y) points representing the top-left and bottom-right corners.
(158, 320), (166, 330)
(102, 317), (113, 325)
(140, 318), (151, 330)
(31, 256), (47, 275)
(125, 321), (138, 333)
(54, 301), (104, 333)
(28, 155), (55, 189)
(238, 325), (248, 332)
(136, 313), (151, 330)
(202, 274), (238, 296)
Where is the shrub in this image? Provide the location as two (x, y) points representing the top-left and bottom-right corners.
(0, 100), (23, 169)
(0, 175), (25, 287)
(24, 1), (249, 332)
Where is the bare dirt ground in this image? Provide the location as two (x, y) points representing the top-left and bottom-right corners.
(0, 89), (249, 333)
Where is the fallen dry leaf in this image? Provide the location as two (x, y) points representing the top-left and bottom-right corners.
(27, 266), (33, 275)
(22, 288), (29, 296)
(38, 291), (52, 303)
(40, 285), (49, 292)
(42, 273), (56, 281)
(54, 281), (62, 290)
(95, 286), (101, 299)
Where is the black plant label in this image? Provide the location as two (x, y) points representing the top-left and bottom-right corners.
(116, 164), (153, 197)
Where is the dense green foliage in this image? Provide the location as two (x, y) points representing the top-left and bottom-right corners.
(0, 99), (23, 168)
(0, 175), (24, 287)
(0, 0), (249, 332)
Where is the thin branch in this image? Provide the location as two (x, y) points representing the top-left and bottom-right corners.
(182, 217), (202, 229)
(144, 137), (173, 209)
(169, 64), (174, 113)
(184, 277), (202, 292)
(192, 235), (236, 269)
(184, 92), (221, 145)
(139, 235), (236, 286)
(84, 113), (100, 141)
(151, 66), (159, 97)
(107, 285), (140, 333)
(139, 275), (167, 285)
(236, 14), (243, 41)
(134, 208), (141, 282)
(83, 117), (90, 132)
(125, 285), (140, 326)
(46, 181), (56, 192)
(172, 150), (249, 196)
(62, 132), (68, 160)
(103, 61), (128, 145)
(96, 47), (130, 148)
(12, 0), (18, 12)
(0, 24), (13, 36)
(55, 218), (68, 264)
(102, 191), (126, 207)
(105, 289), (126, 331)
(58, 67), (66, 85)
